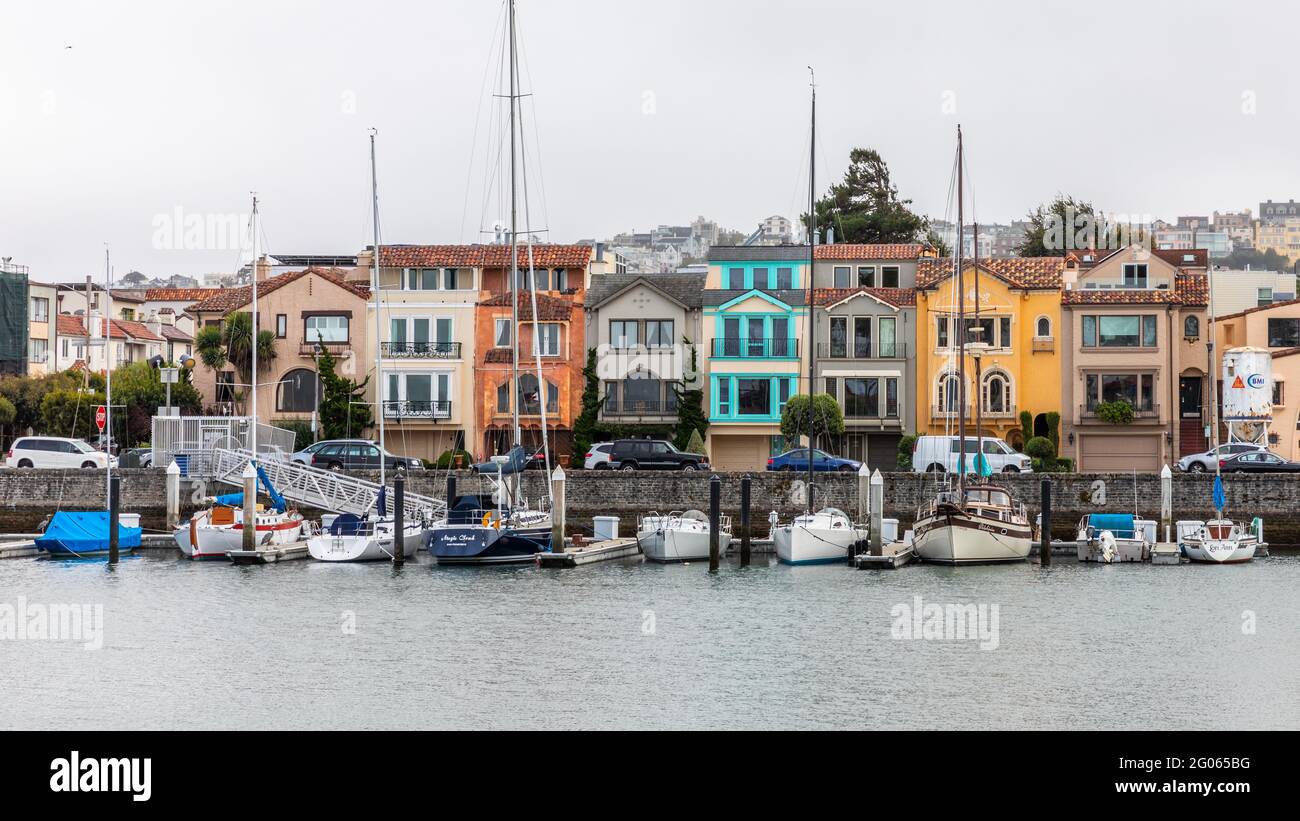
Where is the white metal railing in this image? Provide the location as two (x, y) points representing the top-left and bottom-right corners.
(210, 447), (444, 520)
(152, 415), (295, 472)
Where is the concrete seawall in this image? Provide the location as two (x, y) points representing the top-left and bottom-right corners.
(1, 468), (1296, 544)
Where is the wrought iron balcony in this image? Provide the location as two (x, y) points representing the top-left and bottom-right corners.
(602, 398), (679, 418)
(381, 342), (461, 359)
(383, 400), (452, 420)
(930, 404), (1017, 420)
(816, 342), (907, 360)
(1079, 403), (1160, 421)
(710, 338), (799, 358)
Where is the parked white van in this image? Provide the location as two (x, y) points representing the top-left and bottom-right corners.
(911, 435), (1033, 474)
(5, 437), (111, 470)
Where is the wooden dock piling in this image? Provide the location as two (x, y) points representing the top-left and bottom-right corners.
(870, 469), (884, 557)
(740, 474), (752, 567)
(108, 474), (120, 565)
(708, 474), (721, 573)
(165, 460), (180, 531)
(551, 466), (566, 554)
(393, 473), (405, 565)
(1039, 478), (1051, 567)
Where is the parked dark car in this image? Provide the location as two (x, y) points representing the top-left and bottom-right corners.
(608, 439), (708, 471)
(1218, 451), (1300, 473)
(310, 442), (424, 472)
(766, 448), (862, 473)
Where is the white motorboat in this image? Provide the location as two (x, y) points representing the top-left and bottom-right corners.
(774, 508), (867, 565)
(638, 510), (731, 562)
(1074, 513), (1154, 563)
(1182, 519), (1259, 564)
(913, 485), (1033, 565)
(175, 505), (305, 560)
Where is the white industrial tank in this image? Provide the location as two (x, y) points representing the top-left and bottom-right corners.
(1222, 347), (1272, 444)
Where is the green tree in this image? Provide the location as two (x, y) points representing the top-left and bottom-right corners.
(780, 394), (844, 450)
(0, 395), (15, 451)
(193, 312), (276, 413)
(684, 428), (706, 455)
(571, 348), (600, 468)
(1219, 247), (1294, 271)
(0, 371), (89, 434)
(805, 148), (931, 245)
(897, 434), (917, 470)
(1016, 194), (1097, 257)
(108, 361), (202, 445)
(316, 345), (371, 439)
(40, 388), (106, 441)
(672, 339), (709, 450)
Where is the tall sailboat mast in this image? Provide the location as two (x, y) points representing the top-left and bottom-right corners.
(804, 67), (816, 512)
(370, 129), (386, 490)
(1207, 245), (1222, 515)
(955, 126), (966, 496)
(104, 245), (113, 508)
(507, 0), (522, 451)
(250, 195), (259, 462)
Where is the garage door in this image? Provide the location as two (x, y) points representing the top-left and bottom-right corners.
(867, 434), (902, 473)
(710, 435), (769, 471)
(1079, 433), (1160, 472)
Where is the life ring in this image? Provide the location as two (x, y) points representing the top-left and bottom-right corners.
(481, 511), (500, 529)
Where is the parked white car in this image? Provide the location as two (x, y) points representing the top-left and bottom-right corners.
(583, 442), (614, 470)
(911, 435), (1034, 474)
(6, 437), (112, 470)
(1176, 442), (1266, 473)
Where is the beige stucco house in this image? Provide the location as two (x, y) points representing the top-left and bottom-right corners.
(1059, 246), (1210, 471)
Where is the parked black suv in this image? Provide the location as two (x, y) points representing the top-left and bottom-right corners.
(608, 439), (708, 471)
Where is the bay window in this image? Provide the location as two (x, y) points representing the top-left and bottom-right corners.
(1081, 314), (1157, 348)
(305, 314), (348, 343)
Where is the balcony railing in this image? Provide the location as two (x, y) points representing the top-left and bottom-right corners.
(710, 338), (799, 358)
(381, 342), (461, 359)
(602, 398), (679, 418)
(930, 404), (1018, 420)
(817, 342), (908, 360)
(844, 407), (902, 421)
(300, 341), (352, 358)
(383, 400), (452, 420)
(1080, 403), (1160, 420)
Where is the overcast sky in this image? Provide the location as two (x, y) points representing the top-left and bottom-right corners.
(2, 0), (1297, 280)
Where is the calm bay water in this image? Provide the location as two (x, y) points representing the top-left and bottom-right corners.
(1, 551), (1298, 730)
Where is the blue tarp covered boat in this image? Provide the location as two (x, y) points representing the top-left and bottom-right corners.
(35, 511), (142, 558)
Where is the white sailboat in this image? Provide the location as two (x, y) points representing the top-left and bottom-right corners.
(638, 511), (732, 562)
(174, 196), (304, 559)
(307, 131), (423, 563)
(771, 69), (870, 566)
(912, 127), (1032, 565)
(1181, 263), (1257, 564)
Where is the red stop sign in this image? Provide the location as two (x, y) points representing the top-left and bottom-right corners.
(95, 406), (107, 432)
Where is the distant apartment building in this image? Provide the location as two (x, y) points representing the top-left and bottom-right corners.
(1254, 217), (1300, 263)
(1213, 210), (1254, 248)
(1259, 200), (1300, 224)
(1155, 220), (1232, 259)
(930, 221), (1026, 258)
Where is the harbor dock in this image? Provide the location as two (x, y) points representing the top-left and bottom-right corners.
(227, 541), (311, 565)
(536, 537), (641, 568)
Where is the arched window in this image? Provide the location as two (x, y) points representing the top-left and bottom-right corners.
(278, 368), (320, 412)
(1184, 316), (1200, 339)
(517, 374), (559, 415)
(982, 370), (1011, 414)
(1035, 316), (1051, 338)
(939, 372), (963, 412)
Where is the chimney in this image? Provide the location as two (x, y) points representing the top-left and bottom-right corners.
(255, 255), (271, 282)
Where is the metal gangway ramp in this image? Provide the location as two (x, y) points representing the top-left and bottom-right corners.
(209, 448), (445, 521)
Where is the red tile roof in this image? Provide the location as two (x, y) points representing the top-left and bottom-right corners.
(484, 348), (514, 364)
(111, 319), (164, 342)
(159, 325), (192, 342)
(1216, 296), (1300, 322)
(813, 287), (917, 309)
(814, 244), (928, 261)
(479, 291), (577, 321)
(144, 288), (225, 302)
(56, 314), (87, 336)
(1061, 273), (1208, 307)
(917, 257), (1065, 290)
(379, 244), (593, 269)
(187, 267), (367, 314)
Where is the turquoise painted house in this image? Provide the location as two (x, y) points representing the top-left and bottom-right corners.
(702, 246), (810, 470)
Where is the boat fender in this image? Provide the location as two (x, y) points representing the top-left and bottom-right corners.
(481, 511), (501, 529)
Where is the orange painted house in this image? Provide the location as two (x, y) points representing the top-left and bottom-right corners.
(472, 244), (592, 462)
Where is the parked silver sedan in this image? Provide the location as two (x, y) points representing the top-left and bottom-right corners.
(1176, 442), (1266, 472)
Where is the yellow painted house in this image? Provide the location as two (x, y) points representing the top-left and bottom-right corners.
(914, 257), (1066, 450)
